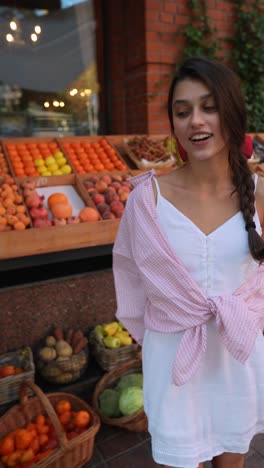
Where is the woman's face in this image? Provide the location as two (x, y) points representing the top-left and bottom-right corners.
(172, 78), (228, 162)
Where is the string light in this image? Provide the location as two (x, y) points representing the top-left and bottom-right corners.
(10, 21), (17, 31)
(34, 25), (41, 34)
(6, 34), (14, 42)
(31, 33), (38, 42)
(69, 88), (78, 96)
(44, 102), (50, 108)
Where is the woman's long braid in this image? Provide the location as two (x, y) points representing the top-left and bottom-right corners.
(229, 149), (264, 264)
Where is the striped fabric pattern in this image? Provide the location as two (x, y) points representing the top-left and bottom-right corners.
(113, 170), (264, 386)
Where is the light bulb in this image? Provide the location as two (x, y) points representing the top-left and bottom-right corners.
(6, 34), (14, 42)
(35, 25), (41, 34)
(10, 21), (17, 31)
(31, 33), (38, 42)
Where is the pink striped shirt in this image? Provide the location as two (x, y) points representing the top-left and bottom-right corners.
(113, 170), (264, 386)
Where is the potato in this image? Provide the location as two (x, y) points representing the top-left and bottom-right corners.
(39, 347), (57, 362)
(45, 335), (56, 347)
(56, 340), (73, 358)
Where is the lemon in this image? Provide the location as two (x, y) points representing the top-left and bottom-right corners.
(49, 163), (59, 173)
(61, 164), (72, 174)
(42, 171), (52, 176)
(38, 166), (47, 174)
(45, 156), (56, 166)
(34, 158), (45, 167)
(52, 170), (63, 175)
(56, 157), (67, 167)
(53, 151), (64, 160)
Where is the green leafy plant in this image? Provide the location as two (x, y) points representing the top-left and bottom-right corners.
(181, 0), (221, 60)
(230, 0), (264, 132)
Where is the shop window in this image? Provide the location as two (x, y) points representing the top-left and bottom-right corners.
(0, 0), (99, 137)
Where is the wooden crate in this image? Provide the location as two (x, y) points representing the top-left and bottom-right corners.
(122, 134), (179, 170)
(0, 174), (120, 259)
(2, 137), (75, 177)
(57, 135), (129, 173)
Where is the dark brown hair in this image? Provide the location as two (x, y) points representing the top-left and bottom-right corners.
(168, 56), (264, 264)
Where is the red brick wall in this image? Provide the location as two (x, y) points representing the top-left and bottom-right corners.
(96, 0), (237, 135)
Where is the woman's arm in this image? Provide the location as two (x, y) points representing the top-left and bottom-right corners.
(112, 197), (147, 345)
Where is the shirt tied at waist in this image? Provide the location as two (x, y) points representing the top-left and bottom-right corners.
(169, 295), (260, 386)
(113, 170), (264, 386)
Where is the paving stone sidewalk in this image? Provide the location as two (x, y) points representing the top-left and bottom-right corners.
(84, 424), (264, 467)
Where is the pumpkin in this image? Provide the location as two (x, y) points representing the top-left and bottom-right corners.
(50, 202), (72, 219)
(48, 193), (69, 208)
(79, 207), (100, 222)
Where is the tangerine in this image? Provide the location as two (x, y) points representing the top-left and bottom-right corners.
(74, 410), (90, 428)
(55, 399), (71, 414)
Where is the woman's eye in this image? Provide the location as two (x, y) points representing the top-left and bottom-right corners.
(175, 110), (189, 118)
(204, 105), (216, 112)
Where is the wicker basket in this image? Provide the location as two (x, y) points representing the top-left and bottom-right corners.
(92, 358), (148, 432)
(0, 347), (35, 405)
(89, 329), (140, 372)
(37, 347), (89, 385)
(0, 381), (100, 468)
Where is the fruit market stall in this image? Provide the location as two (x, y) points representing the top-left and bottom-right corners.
(0, 134), (180, 266)
(0, 133), (263, 268)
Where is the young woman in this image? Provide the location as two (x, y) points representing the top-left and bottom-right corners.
(113, 57), (264, 468)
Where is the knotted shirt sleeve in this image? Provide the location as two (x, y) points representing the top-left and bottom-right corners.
(112, 197), (147, 346)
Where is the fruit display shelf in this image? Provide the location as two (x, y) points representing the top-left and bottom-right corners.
(0, 171), (138, 260)
(0, 135), (179, 271)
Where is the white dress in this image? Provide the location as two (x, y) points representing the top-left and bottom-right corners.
(142, 176), (264, 468)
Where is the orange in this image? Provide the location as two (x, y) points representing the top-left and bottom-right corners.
(0, 436), (15, 456)
(74, 410), (90, 428)
(55, 399), (71, 414)
(0, 365), (16, 378)
(59, 411), (71, 425)
(35, 414), (45, 427)
(15, 429), (33, 450)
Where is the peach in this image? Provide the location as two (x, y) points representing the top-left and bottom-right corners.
(111, 182), (121, 190)
(95, 181), (108, 193)
(101, 174), (112, 185)
(89, 175), (99, 184)
(92, 193), (105, 205)
(119, 192), (129, 203)
(115, 210), (124, 218)
(105, 192), (119, 204)
(122, 181), (133, 189)
(84, 180), (94, 189)
(112, 174), (123, 182)
(97, 203), (110, 214)
(110, 201), (124, 215)
(118, 186), (130, 195)
(87, 188), (98, 196)
(102, 211), (116, 220)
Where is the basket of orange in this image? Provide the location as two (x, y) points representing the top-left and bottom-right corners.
(0, 381), (100, 468)
(0, 347), (35, 406)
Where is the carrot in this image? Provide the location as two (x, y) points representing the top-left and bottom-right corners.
(73, 337), (88, 354)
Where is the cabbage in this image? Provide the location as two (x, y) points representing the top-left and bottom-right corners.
(119, 386), (143, 416)
(99, 388), (121, 418)
(116, 373), (143, 393)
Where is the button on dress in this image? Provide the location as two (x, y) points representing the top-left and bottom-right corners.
(143, 176), (264, 468)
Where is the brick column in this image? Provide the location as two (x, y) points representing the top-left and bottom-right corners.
(98, 0), (237, 135)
